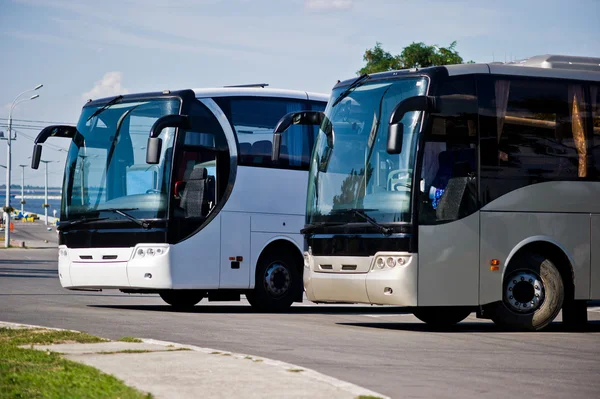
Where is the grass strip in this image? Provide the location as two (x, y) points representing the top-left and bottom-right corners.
(0, 328), (152, 399)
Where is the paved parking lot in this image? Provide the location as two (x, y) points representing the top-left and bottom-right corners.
(1, 248), (599, 398)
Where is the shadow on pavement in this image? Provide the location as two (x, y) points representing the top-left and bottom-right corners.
(337, 320), (600, 333)
(0, 260), (56, 265)
(88, 304), (413, 315)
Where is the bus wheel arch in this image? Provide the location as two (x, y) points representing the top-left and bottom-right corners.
(491, 240), (573, 331)
(247, 238), (304, 311)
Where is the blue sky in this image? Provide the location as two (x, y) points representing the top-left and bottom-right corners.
(1, 0), (599, 186)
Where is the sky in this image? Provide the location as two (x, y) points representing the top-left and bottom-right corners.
(1, 0), (599, 187)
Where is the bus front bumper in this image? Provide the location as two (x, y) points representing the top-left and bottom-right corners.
(58, 244), (174, 290)
(303, 253), (418, 306)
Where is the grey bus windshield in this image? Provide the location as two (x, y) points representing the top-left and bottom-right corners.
(61, 98), (180, 221)
(307, 77), (428, 225)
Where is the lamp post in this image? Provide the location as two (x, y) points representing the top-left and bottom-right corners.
(19, 165), (27, 215)
(4, 84), (42, 247)
(39, 160), (53, 226)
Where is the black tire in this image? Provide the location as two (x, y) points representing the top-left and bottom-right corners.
(159, 290), (204, 309)
(412, 307), (472, 327)
(491, 252), (564, 331)
(246, 249), (301, 312)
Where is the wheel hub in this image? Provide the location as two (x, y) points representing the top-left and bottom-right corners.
(263, 262), (290, 297)
(505, 271), (544, 313)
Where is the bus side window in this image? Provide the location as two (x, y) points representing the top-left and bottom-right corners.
(591, 86), (600, 180)
(480, 78), (597, 205)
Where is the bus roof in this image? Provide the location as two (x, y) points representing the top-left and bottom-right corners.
(192, 87), (329, 102)
(335, 54), (600, 88)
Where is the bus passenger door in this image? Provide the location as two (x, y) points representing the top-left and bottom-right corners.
(416, 78), (480, 306)
(219, 212), (251, 289)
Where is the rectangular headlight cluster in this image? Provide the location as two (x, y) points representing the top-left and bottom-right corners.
(133, 245), (169, 259)
(372, 255), (411, 271)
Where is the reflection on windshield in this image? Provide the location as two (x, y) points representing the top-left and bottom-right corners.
(307, 78), (428, 225)
(62, 98), (180, 220)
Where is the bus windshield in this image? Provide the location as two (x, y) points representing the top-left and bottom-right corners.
(307, 77), (428, 225)
(61, 98), (180, 221)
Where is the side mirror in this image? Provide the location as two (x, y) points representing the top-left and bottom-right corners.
(146, 114), (190, 164)
(31, 125), (78, 169)
(271, 111), (325, 161)
(387, 123), (404, 155)
(146, 137), (163, 164)
(31, 144), (42, 169)
(387, 96), (436, 154)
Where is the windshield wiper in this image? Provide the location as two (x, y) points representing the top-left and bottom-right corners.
(332, 74), (371, 107)
(101, 208), (151, 230)
(86, 95), (124, 122)
(330, 208), (392, 236)
(58, 217), (108, 230)
(300, 221), (346, 235)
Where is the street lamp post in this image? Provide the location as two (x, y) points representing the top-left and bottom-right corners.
(19, 165), (27, 215)
(4, 84), (42, 247)
(39, 160), (52, 226)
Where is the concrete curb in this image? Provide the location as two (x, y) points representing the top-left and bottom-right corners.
(140, 338), (391, 399)
(1, 321), (390, 399)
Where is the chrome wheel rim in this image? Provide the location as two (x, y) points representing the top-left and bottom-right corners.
(505, 271), (545, 313)
(263, 262), (290, 298)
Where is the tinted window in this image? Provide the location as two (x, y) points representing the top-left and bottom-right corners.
(591, 86), (600, 178)
(214, 97), (325, 170)
(480, 78), (598, 205)
(419, 77), (478, 225)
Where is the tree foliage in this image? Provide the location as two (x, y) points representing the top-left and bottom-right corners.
(358, 41), (473, 75)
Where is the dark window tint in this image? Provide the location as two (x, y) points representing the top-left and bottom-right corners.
(215, 97), (325, 170)
(419, 77), (478, 225)
(480, 78), (598, 205)
(591, 86), (600, 177)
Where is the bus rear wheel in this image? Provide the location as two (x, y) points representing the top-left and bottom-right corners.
(491, 253), (564, 331)
(412, 307), (472, 327)
(246, 250), (301, 312)
(159, 290), (204, 309)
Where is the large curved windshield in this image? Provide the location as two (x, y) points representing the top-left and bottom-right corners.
(307, 77), (428, 225)
(61, 98), (180, 220)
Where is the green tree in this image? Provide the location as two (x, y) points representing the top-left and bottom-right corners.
(358, 41), (473, 75)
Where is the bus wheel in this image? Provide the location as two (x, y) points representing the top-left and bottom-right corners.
(246, 250), (301, 312)
(491, 253), (564, 331)
(412, 307), (472, 327)
(159, 290), (204, 309)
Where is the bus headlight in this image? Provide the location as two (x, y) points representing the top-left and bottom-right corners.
(133, 245), (169, 259)
(303, 253), (310, 268)
(375, 258), (385, 269)
(386, 257), (396, 268)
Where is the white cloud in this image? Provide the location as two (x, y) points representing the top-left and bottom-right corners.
(82, 72), (129, 100)
(305, 0), (353, 11)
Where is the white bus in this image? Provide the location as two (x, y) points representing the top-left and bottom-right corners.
(273, 55), (600, 330)
(31, 86), (328, 311)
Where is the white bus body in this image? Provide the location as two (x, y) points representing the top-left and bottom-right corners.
(33, 87), (328, 310)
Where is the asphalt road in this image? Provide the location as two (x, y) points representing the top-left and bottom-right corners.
(1, 249), (599, 399)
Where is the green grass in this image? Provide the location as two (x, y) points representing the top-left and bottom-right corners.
(287, 368), (305, 373)
(356, 396), (384, 399)
(0, 328), (153, 399)
(117, 337), (143, 343)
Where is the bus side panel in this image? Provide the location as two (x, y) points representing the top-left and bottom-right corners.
(591, 214), (600, 299)
(170, 213), (221, 289)
(479, 212), (591, 305)
(418, 211), (480, 306)
(219, 211), (251, 289)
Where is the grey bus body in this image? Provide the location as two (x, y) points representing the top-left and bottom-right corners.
(280, 54), (600, 330)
